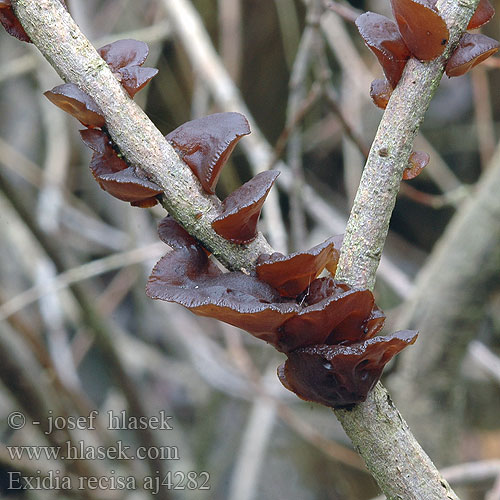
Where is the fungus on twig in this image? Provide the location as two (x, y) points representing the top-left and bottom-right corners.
(390, 0), (449, 61)
(256, 235), (342, 297)
(278, 330), (418, 408)
(166, 112), (250, 194)
(97, 39), (159, 98)
(445, 33), (500, 77)
(355, 12), (410, 88)
(44, 83), (106, 129)
(212, 170), (279, 244)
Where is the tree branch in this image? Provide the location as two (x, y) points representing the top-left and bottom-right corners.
(10, 0), (477, 498)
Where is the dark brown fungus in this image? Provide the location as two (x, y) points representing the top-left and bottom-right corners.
(166, 112), (251, 194)
(355, 12), (411, 88)
(80, 129), (161, 206)
(278, 330), (418, 408)
(390, 0), (449, 61)
(467, 0), (495, 30)
(146, 231), (298, 346)
(98, 39), (158, 98)
(97, 167), (163, 203)
(278, 286), (379, 352)
(98, 39), (150, 70)
(370, 78), (393, 109)
(117, 66), (159, 98)
(445, 33), (500, 77)
(44, 83), (105, 129)
(157, 216), (200, 249)
(212, 170), (279, 244)
(255, 235), (342, 297)
(403, 151), (430, 180)
(0, 0), (30, 42)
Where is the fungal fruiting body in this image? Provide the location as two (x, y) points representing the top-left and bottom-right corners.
(42, 39), (161, 207)
(44, 83), (106, 129)
(147, 217), (417, 407)
(166, 112), (251, 194)
(403, 151), (430, 180)
(80, 129), (162, 207)
(445, 33), (500, 77)
(211, 170), (280, 244)
(355, 12), (410, 88)
(356, 0), (498, 109)
(97, 39), (159, 98)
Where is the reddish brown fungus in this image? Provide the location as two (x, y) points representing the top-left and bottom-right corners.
(98, 39), (150, 70)
(445, 33), (500, 77)
(278, 286), (379, 352)
(255, 235), (342, 297)
(146, 234), (298, 346)
(118, 66), (159, 98)
(467, 0), (495, 29)
(403, 151), (430, 180)
(98, 39), (158, 98)
(390, 0), (449, 61)
(148, 218), (384, 353)
(370, 78), (393, 109)
(211, 170), (279, 244)
(166, 112), (251, 194)
(0, 3), (30, 42)
(80, 129), (161, 206)
(44, 83), (105, 129)
(355, 12), (411, 88)
(97, 167), (162, 203)
(278, 330), (418, 408)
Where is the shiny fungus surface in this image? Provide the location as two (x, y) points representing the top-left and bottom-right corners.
(403, 151), (430, 180)
(278, 330), (418, 408)
(212, 170), (279, 244)
(98, 39), (158, 98)
(445, 33), (500, 77)
(80, 129), (161, 206)
(97, 167), (163, 204)
(278, 286), (380, 352)
(370, 78), (393, 109)
(44, 83), (105, 129)
(390, 0), (449, 61)
(0, 1), (30, 42)
(166, 112), (251, 194)
(467, 0), (495, 29)
(355, 12), (411, 88)
(256, 236), (342, 297)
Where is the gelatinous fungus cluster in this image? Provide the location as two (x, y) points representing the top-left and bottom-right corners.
(357, 0), (498, 109)
(43, 39), (162, 207)
(147, 214), (418, 408)
(356, 0), (498, 182)
(1, 7), (419, 408)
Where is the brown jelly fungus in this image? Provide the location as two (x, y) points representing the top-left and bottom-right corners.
(445, 33), (500, 77)
(403, 151), (430, 180)
(166, 112), (251, 194)
(97, 39), (158, 98)
(390, 0), (449, 61)
(467, 0), (495, 30)
(80, 129), (162, 206)
(370, 79), (393, 109)
(356, 12), (410, 88)
(44, 83), (105, 129)
(212, 170), (279, 244)
(278, 330), (418, 408)
(256, 236), (341, 297)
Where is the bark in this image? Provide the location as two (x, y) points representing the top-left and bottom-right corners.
(10, 0), (479, 497)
